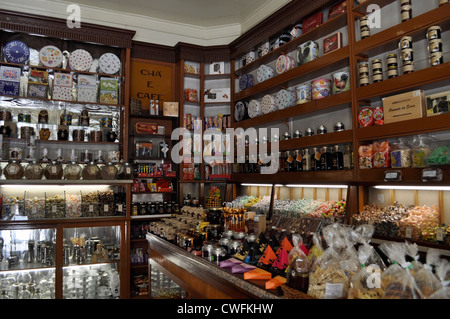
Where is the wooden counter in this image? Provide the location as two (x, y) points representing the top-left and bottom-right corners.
(146, 233), (281, 299)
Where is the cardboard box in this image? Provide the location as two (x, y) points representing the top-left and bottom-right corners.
(382, 90), (425, 124)
(163, 101), (179, 117)
(426, 90), (450, 117)
(204, 88), (230, 102)
(323, 32), (342, 55)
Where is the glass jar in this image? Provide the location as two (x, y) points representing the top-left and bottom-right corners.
(100, 162), (118, 180)
(64, 161), (82, 180)
(24, 161), (43, 180)
(44, 161), (63, 180)
(4, 160), (24, 179)
(82, 162), (101, 180)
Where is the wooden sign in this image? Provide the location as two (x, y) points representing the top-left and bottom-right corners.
(130, 59), (175, 113)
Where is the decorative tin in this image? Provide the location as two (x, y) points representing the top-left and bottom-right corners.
(261, 94), (276, 114)
(279, 31), (292, 46)
(359, 62), (370, 86)
(53, 86), (73, 101)
(276, 89), (296, 109)
(0, 80), (20, 96)
(276, 54), (295, 74)
(360, 17), (370, 39)
(98, 52), (121, 74)
(428, 39), (443, 53)
(317, 125), (327, 134)
(248, 99), (262, 118)
(402, 60), (414, 74)
(39, 45), (63, 68)
(256, 64), (274, 83)
(3, 40), (30, 64)
(372, 59), (383, 83)
(358, 107), (374, 127)
(239, 73), (254, 90)
(302, 11), (323, 33)
(373, 106), (384, 125)
(0, 66), (21, 82)
(332, 71), (350, 94)
(245, 51), (256, 65)
(293, 130), (302, 138)
(334, 122), (345, 132)
(427, 26), (441, 40)
(305, 128), (314, 136)
(430, 52), (443, 66)
(28, 83), (48, 98)
(69, 49), (93, 71)
(77, 86), (98, 103)
(400, 0), (412, 22)
(296, 84), (311, 104)
(234, 101), (248, 122)
(258, 41), (270, 57)
(54, 72), (73, 87)
(323, 32), (342, 54)
(290, 23), (302, 38)
(297, 40), (319, 65)
(311, 78), (331, 100)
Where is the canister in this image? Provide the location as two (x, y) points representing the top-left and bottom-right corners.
(239, 73), (254, 90)
(401, 48), (414, 62)
(202, 243), (215, 260)
(293, 130), (302, 138)
(427, 26), (441, 40)
(359, 62), (370, 86)
(296, 84), (311, 104)
(276, 54), (295, 74)
(261, 94), (276, 114)
(399, 36), (412, 49)
(317, 125), (327, 134)
(276, 89), (292, 109)
(211, 247), (227, 264)
(332, 71), (350, 94)
(430, 52), (443, 66)
(234, 101), (248, 122)
(305, 127), (314, 136)
(279, 31), (292, 46)
(428, 39), (443, 53)
(248, 99), (262, 118)
(402, 60), (414, 74)
(245, 51), (256, 65)
(334, 122), (345, 132)
(297, 40), (319, 65)
(371, 59), (383, 83)
(400, 0), (412, 22)
(386, 53), (398, 79)
(311, 78), (331, 100)
(360, 17), (370, 39)
(290, 23), (303, 38)
(228, 240), (242, 255)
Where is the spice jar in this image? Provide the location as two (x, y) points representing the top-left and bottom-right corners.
(44, 161), (63, 180)
(82, 161), (101, 180)
(4, 160), (24, 179)
(64, 161), (82, 180)
(400, 0), (412, 22)
(360, 17), (370, 39)
(386, 53), (398, 79)
(24, 161), (43, 180)
(100, 162), (118, 180)
(371, 59), (383, 83)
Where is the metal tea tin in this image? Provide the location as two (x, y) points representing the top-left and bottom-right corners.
(296, 84), (311, 104)
(293, 129), (302, 138)
(400, 0), (412, 22)
(427, 26), (441, 40)
(371, 59), (383, 83)
(359, 62), (370, 86)
(387, 53), (399, 79)
(428, 39), (443, 53)
(399, 36), (413, 49)
(332, 71), (350, 94)
(311, 78), (331, 100)
(297, 40), (319, 65)
(317, 125), (327, 134)
(430, 52), (444, 66)
(360, 17), (370, 39)
(334, 122), (345, 132)
(305, 127), (314, 136)
(402, 60), (414, 74)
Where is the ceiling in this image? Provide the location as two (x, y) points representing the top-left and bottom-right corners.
(70, 0), (285, 28)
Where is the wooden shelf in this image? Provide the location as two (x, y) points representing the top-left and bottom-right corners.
(234, 46), (349, 101)
(353, 5), (450, 56)
(234, 12), (348, 76)
(231, 169), (355, 184)
(357, 112), (450, 142)
(352, 0), (397, 16)
(0, 179), (133, 185)
(232, 90), (351, 129)
(0, 94), (124, 108)
(357, 166), (450, 185)
(355, 62), (450, 101)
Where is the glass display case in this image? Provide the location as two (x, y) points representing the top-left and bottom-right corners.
(0, 227), (56, 299)
(149, 259), (186, 299)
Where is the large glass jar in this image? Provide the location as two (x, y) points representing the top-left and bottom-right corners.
(117, 162), (133, 179)
(64, 161), (82, 180)
(44, 161), (63, 180)
(4, 160), (24, 179)
(82, 161), (101, 180)
(100, 162), (118, 180)
(24, 161), (44, 180)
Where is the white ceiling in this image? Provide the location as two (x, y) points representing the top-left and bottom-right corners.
(0, 0), (293, 46)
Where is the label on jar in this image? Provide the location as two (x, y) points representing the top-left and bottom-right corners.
(90, 167), (96, 174)
(104, 204), (109, 212)
(51, 166), (57, 174)
(89, 204), (94, 212)
(125, 167), (131, 174)
(118, 204), (123, 212)
(52, 205), (57, 213)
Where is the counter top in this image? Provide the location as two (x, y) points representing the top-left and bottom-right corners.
(146, 233), (282, 299)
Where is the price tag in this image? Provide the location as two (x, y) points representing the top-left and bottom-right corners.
(384, 170), (402, 181)
(436, 228), (444, 242)
(118, 204), (123, 212)
(405, 226), (412, 238)
(422, 168), (442, 181)
(104, 204), (109, 212)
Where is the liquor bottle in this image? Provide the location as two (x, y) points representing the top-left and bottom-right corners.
(319, 147), (328, 171)
(295, 150), (303, 171)
(312, 147), (320, 171)
(302, 149), (311, 171)
(343, 145), (352, 169)
(279, 152), (285, 173)
(286, 151), (295, 172)
(333, 145), (344, 170)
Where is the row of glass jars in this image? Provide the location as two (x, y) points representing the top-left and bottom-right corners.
(1, 160), (133, 180)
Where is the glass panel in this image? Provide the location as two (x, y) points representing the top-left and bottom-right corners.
(150, 266), (186, 299)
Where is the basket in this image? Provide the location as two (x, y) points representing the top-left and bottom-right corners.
(281, 284), (316, 299)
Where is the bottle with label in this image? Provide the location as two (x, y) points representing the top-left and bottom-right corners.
(333, 145), (344, 170)
(343, 145), (352, 169)
(313, 147), (321, 171)
(286, 151), (295, 172)
(302, 149), (311, 171)
(295, 150), (302, 171)
(279, 152), (285, 173)
(320, 147), (329, 171)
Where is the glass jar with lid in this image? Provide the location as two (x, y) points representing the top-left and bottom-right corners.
(24, 161), (43, 180)
(44, 161), (63, 180)
(82, 161), (101, 180)
(4, 160), (24, 179)
(64, 161), (82, 180)
(117, 162), (133, 179)
(100, 162), (118, 180)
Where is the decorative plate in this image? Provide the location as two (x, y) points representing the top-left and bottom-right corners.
(69, 49), (93, 71)
(39, 45), (63, 68)
(98, 53), (121, 74)
(3, 40), (30, 64)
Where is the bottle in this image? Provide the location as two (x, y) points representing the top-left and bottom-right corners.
(343, 145), (352, 169)
(302, 149), (311, 171)
(319, 147), (328, 171)
(278, 152), (285, 173)
(286, 151), (294, 172)
(295, 150), (303, 172)
(312, 147), (320, 171)
(333, 145), (344, 170)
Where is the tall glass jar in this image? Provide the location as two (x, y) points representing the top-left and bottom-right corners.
(100, 162), (118, 180)
(64, 161), (82, 180)
(4, 160), (24, 179)
(117, 162), (133, 179)
(82, 162), (101, 180)
(24, 161), (43, 180)
(44, 161), (63, 180)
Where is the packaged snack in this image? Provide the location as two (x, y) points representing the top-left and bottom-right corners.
(411, 135), (431, 168)
(391, 138), (411, 168)
(265, 276), (286, 290)
(358, 144), (373, 169)
(286, 234), (310, 293)
(372, 140), (390, 168)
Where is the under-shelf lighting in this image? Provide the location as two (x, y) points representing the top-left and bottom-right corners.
(285, 184), (348, 188)
(241, 183), (283, 187)
(373, 185), (450, 191)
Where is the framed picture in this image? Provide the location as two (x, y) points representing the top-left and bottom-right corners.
(209, 61), (225, 74)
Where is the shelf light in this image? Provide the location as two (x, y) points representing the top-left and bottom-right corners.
(285, 184), (348, 189)
(241, 183), (283, 187)
(373, 185), (450, 191)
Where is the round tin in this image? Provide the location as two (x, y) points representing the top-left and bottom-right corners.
(69, 49), (93, 71)
(3, 40), (30, 64)
(305, 128), (314, 136)
(99, 52), (121, 74)
(428, 39), (443, 53)
(297, 40), (319, 65)
(279, 32), (292, 46)
(399, 36), (412, 49)
(386, 53), (398, 66)
(427, 26), (441, 40)
(296, 84), (311, 104)
(276, 54), (295, 74)
(334, 122), (345, 132)
(430, 52), (443, 66)
(358, 107), (374, 127)
(290, 23), (303, 38)
(234, 101), (248, 122)
(311, 78), (331, 100)
(317, 125), (327, 134)
(282, 131), (291, 140)
(402, 60), (414, 73)
(261, 94), (276, 114)
(401, 48), (414, 62)
(246, 51), (256, 65)
(39, 45), (63, 68)
(293, 130), (302, 138)
(239, 73), (254, 90)
(360, 17), (370, 39)
(387, 65), (399, 79)
(373, 106), (384, 125)
(248, 99), (262, 118)
(332, 71), (350, 94)
(276, 89), (292, 109)
(227, 240), (242, 255)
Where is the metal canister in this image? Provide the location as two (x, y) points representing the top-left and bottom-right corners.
(401, 48), (414, 62)
(305, 127), (314, 136)
(218, 236), (230, 250)
(211, 246), (227, 264)
(233, 231), (246, 241)
(399, 36), (412, 49)
(228, 240), (242, 255)
(430, 52), (444, 66)
(202, 243), (215, 260)
(428, 39), (443, 53)
(282, 131), (291, 140)
(334, 122), (345, 132)
(386, 53), (398, 79)
(359, 62), (370, 86)
(400, 0), (412, 22)
(372, 59), (383, 83)
(223, 230), (234, 238)
(360, 17), (370, 39)
(296, 84), (311, 104)
(402, 60), (414, 74)
(317, 125), (327, 134)
(246, 233), (257, 243)
(293, 130), (302, 138)
(427, 26), (441, 40)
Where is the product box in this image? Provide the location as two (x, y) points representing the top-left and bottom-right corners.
(323, 32), (343, 55)
(77, 86), (98, 103)
(163, 101), (179, 117)
(328, 0), (347, 19)
(204, 88), (230, 103)
(53, 85), (73, 101)
(302, 11), (323, 33)
(426, 90), (450, 117)
(28, 83), (48, 98)
(0, 80), (20, 96)
(209, 61), (225, 74)
(54, 72), (73, 87)
(382, 89), (425, 124)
